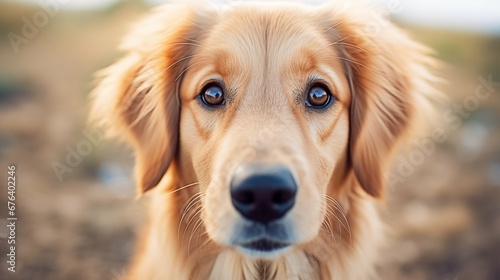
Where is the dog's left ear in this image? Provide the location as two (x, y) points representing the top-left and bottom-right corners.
(89, 4), (215, 194)
(320, 4), (438, 198)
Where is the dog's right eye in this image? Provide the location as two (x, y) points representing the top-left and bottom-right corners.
(200, 84), (225, 107)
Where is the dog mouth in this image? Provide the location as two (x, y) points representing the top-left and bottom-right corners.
(239, 238), (290, 252)
(229, 222), (293, 257)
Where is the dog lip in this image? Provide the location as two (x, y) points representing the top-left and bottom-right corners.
(239, 238), (290, 252)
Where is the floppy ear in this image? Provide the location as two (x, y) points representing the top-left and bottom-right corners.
(320, 4), (439, 198)
(90, 4), (213, 194)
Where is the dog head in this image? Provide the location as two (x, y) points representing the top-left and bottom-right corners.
(91, 1), (436, 259)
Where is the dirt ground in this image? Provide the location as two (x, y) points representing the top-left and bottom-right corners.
(0, 2), (499, 280)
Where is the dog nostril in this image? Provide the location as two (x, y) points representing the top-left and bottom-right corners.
(234, 190), (255, 204)
(272, 189), (293, 204)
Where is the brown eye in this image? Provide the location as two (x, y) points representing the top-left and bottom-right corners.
(200, 84), (225, 107)
(306, 85), (332, 108)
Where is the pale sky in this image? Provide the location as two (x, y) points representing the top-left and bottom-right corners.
(11, 0), (500, 35)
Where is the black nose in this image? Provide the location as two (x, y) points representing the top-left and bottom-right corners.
(230, 164), (297, 224)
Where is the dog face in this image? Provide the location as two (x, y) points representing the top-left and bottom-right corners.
(91, 1), (435, 260)
(178, 6), (351, 257)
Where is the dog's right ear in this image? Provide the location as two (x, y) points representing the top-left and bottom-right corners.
(90, 4), (215, 194)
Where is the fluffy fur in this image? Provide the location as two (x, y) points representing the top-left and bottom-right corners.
(90, 1), (439, 279)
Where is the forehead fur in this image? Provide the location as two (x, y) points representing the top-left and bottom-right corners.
(207, 6), (339, 65)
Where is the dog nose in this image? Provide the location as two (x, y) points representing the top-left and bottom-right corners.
(230, 164), (297, 224)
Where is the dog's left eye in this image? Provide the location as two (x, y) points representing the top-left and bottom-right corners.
(306, 85), (333, 108)
(200, 84), (225, 107)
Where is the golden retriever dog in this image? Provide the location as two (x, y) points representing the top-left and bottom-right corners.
(90, 1), (439, 279)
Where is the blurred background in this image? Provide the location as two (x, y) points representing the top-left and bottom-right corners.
(0, 0), (499, 279)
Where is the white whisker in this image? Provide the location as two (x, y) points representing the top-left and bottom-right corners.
(177, 193), (203, 243)
(168, 181), (200, 195)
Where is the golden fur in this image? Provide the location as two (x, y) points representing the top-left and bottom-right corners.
(90, 1), (439, 279)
